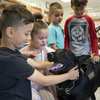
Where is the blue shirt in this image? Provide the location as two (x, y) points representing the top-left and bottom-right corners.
(47, 24), (64, 49)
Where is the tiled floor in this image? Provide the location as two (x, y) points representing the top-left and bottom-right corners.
(95, 87), (100, 100)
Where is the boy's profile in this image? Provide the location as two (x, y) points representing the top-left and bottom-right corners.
(0, 4), (35, 100)
(0, 4), (79, 100)
(47, 2), (64, 50)
(64, 0), (100, 63)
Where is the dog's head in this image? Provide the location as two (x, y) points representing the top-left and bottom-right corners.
(47, 49), (80, 74)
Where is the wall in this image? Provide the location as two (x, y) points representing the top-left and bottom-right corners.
(15, 0), (49, 14)
(2, 0), (49, 14)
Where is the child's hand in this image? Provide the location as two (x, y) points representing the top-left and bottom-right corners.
(21, 51), (37, 59)
(27, 51), (37, 58)
(92, 56), (100, 62)
(67, 66), (79, 80)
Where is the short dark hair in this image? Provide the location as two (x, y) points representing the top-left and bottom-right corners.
(0, 4), (34, 33)
(71, 0), (88, 7)
(49, 2), (63, 14)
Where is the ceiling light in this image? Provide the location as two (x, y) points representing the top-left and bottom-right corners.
(61, 0), (71, 2)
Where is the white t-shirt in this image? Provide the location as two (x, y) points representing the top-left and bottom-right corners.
(20, 46), (55, 91)
(34, 47), (55, 61)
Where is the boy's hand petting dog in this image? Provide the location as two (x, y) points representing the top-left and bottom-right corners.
(67, 66), (79, 80)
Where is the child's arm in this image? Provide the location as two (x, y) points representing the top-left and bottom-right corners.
(50, 44), (57, 50)
(27, 66), (79, 86)
(87, 16), (99, 59)
(64, 19), (70, 49)
(20, 51), (37, 59)
(27, 58), (54, 70)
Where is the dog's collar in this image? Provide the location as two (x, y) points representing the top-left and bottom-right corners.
(56, 74), (79, 95)
(56, 79), (76, 95)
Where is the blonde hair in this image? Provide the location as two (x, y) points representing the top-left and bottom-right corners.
(49, 2), (63, 14)
(31, 12), (48, 39)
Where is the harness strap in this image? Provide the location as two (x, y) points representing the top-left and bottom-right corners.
(57, 74), (89, 95)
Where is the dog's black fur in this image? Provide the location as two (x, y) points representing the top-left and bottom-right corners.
(47, 49), (100, 100)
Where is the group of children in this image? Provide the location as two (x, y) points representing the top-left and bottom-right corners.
(47, 0), (99, 63)
(0, 0), (99, 100)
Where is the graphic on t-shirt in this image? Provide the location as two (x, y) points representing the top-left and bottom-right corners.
(70, 25), (86, 43)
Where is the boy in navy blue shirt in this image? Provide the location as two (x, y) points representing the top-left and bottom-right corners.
(0, 4), (79, 100)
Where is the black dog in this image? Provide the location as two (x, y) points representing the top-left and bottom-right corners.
(47, 49), (100, 100)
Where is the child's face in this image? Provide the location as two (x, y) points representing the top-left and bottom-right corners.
(31, 28), (48, 50)
(50, 9), (63, 25)
(11, 23), (33, 48)
(71, 4), (87, 17)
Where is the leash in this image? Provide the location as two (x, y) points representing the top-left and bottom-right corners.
(56, 75), (79, 95)
(65, 80), (76, 95)
(93, 26), (100, 56)
(56, 80), (75, 95)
